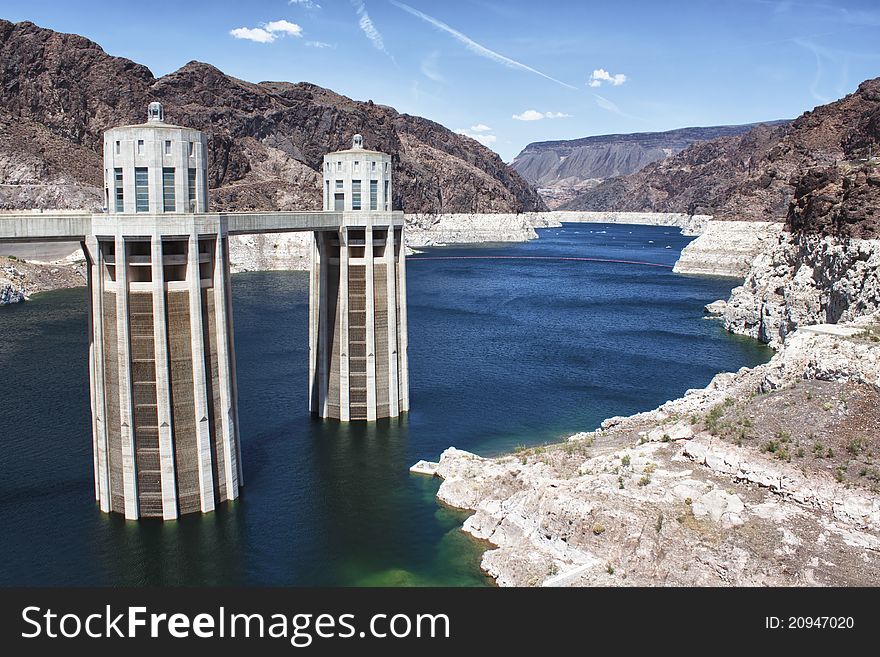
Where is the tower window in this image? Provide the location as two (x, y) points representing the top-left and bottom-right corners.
(188, 168), (197, 211)
(335, 180), (343, 191)
(137, 140), (144, 155)
(337, 161), (342, 172)
(352, 180), (361, 210)
(188, 141), (195, 157)
(325, 180), (330, 209)
(162, 168), (176, 212)
(115, 141), (121, 155)
(371, 161), (376, 172)
(164, 140), (172, 156)
(370, 180), (377, 211)
(135, 167), (149, 212)
(354, 160), (359, 172)
(384, 162), (388, 172)
(114, 168), (124, 212)
(384, 180), (389, 210)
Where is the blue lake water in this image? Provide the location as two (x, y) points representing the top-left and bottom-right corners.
(0, 224), (771, 586)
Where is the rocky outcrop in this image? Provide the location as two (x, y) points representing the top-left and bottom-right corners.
(228, 233), (312, 273)
(428, 321), (880, 586)
(0, 255), (86, 304)
(405, 213), (541, 247)
(512, 122), (788, 209)
(562, 78), (880, 222)
(787, 165), (880, 239)
(723, 233), (880, 348)
(672, 220), (783, 278)
(0, 264), (26, 304)
(0, 19), (543, 215)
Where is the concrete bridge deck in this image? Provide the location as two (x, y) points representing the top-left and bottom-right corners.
(0, 210), (402, 243)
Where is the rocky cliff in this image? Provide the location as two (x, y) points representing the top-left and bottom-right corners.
(712, 154), (880, 347)
(723, 233), (880, 348)
(562, 78), (880, 221)
(672, 220), (783, 278)
(0, 19), (542, 215)
(512, 122), (787, 209)
(787, 165), (880, 239)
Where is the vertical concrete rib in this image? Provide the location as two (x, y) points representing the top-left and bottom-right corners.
(88, 237), (111, 512)
(212, 234), (238, 500)
(221, 236), (243, 487)
(150, 235), (178, 520)
(317, 233), (330, 417)
(115, 234), (139, 520)
(308, 232), (319, 414)
(187, 231), (216, 513)
(364, 223), (377, 421)
(84, 241), (99, 501)
(397, 227), (410, 412)
(385, 230), (400, 417)
(338, 227), (351, 421)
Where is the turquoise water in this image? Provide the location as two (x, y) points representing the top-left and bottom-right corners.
(0, 224), (771, 586)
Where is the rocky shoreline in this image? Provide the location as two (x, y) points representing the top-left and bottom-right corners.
(0, 254), (85, 303)
(425, 317), (880, 586)
(672, 220), (782, 278)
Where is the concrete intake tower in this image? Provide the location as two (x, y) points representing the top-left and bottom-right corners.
(310, 135), (410, 420)
(0, 103), (411, 520)
(85, 102), (240, 520)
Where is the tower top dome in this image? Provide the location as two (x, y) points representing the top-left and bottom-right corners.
(147, 102), (165, 123)
(352, 134), (364, 149)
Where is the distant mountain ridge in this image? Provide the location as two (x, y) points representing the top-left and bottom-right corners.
(511, 122), (789, 207)
(0, 19), (543, 214)
(559, 77), (880, 232)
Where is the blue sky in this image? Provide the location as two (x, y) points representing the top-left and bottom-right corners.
(2, 0), (879, 160)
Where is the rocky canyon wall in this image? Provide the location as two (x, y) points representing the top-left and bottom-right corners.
(723, 233), (880, 348)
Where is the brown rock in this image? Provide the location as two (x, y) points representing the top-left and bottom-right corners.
(0, 20), (543, 214)
(562, 78), (880, 231)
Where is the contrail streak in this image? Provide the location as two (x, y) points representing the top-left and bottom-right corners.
(389, 1), (577, 90)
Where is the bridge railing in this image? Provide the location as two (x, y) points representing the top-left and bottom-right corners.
(0, 210), (406, 243)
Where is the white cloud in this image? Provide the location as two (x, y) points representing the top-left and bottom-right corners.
(230, 19), (303, 43)
(390, 1), (576, 90)
(456, 128), (498, 148)
(512, 110), (544, 121)
(306, 40), (335, 49)
(264, 20), (303, 37)
(230, 27), (277, 43)
(289, 0), (321, 8)
(470, 123), (491, 132)
(511, 109), (572, 121)
(588, 68), (627, 87)
(352, 0), (387, 52)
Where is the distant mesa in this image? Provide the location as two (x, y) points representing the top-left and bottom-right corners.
(551, 76), (880, 234)
(510, 122), (790, 209)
